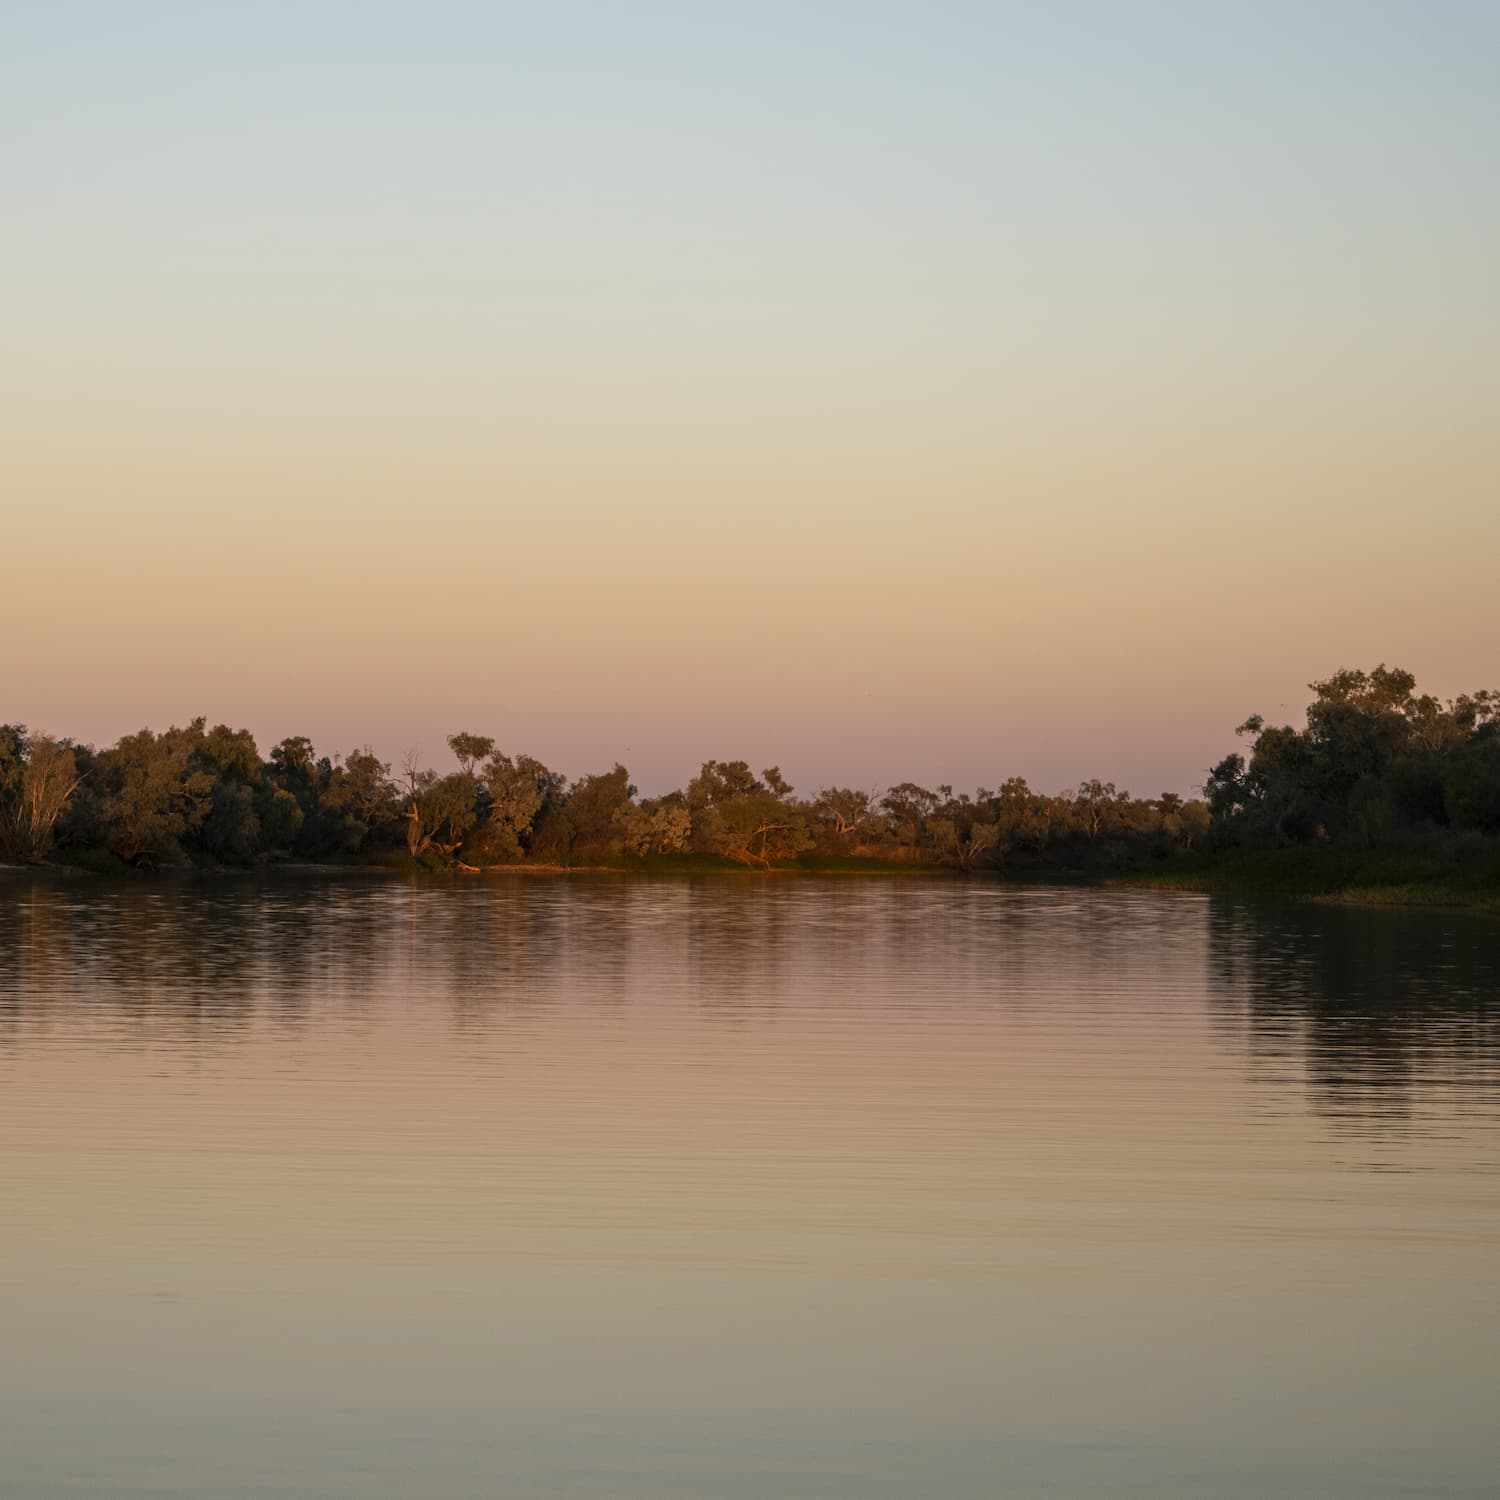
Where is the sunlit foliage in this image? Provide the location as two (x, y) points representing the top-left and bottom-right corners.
(11, 665), (1486, 873)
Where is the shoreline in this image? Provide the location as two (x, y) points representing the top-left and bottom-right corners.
(1113, 849), (1500, 915)
(6, 850), (1499, 913)
(0, 857), (953, 881)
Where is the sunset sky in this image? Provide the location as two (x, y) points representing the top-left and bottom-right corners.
(5, 2), (1497, 795)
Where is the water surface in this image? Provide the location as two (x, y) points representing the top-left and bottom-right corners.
(2, 877), (1497, 1498)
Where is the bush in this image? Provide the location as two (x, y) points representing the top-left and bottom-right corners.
(54, 846), (133, 876)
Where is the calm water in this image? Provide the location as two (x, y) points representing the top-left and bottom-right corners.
(1, 876), (1497, 1499)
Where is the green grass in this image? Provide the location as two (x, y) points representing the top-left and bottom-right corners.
(1117, 847), (1500, 912)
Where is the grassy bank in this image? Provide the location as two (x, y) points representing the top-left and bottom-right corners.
(1117, 848), (1500, 912)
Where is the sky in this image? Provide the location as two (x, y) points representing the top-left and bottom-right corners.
(4, 2), (1498, 796)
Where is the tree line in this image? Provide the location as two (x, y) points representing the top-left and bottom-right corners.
(0, 724), (1209, 873)
(1, 666), (1492, 874)
(1207, 666), (1499, 849)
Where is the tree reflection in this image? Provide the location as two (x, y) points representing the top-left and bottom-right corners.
(1208, 899), (1500, 1129)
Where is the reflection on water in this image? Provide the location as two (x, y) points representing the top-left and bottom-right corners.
(1, 876), (1497, 1499)
(1208, 902), (1500, 1134)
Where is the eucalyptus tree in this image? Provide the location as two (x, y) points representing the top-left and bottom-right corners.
(614, 797), (691, 856)
(0, 733), (83, 862)
(479, 752), (564, 860)
(399, 753), (477, 857)
(447, 733), (495, 779)
(687, 760), (813, 865)
(92, 723), (217, 866)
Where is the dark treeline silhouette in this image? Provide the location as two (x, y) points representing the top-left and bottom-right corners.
(1206, 666), (1499, 851)
(1, 665), (1493, 875)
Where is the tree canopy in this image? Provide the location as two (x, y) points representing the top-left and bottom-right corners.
(4, 666), (1489, 874)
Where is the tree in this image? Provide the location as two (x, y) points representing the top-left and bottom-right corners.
(614, 797), (691, 856)
(399, 753), (477, 856)
(688, 760), (813, 865)
(342, 748), (396, 832)
(479, 752), (563, 861)
(1445, 738), (1500, 833)
(193, 724), (267, 863)
(880, 782), (940, 853)
(562, 764), (634, 860)
(991, 777), (1051, 863)
(0, 725), (31, 860)
(257, 784), (307, 853)
(1154, 791), (1210, 851)
(1072, 779), (1127, 840)
(927, 815), (999, 868)
(270, 736), (317, 776)
(1207, 667), (1500, 847)
(93, 723), (217, 866)
(813, 786), (879, 847)
(688, 760), (764, 805)
(1178, 800), (1210, 849)
(4, 734), (84, 862)
(447, 732), (495, 779)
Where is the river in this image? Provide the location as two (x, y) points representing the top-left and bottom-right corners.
(1, 876), (1496, 1497)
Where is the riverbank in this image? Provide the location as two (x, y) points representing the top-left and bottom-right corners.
(1116, 848), (1500, 912)
(13, 847), (1500, 913)
(3, 850), (952, 881)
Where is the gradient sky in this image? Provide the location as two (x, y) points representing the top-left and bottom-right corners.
(4, 2), (1497, 795)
